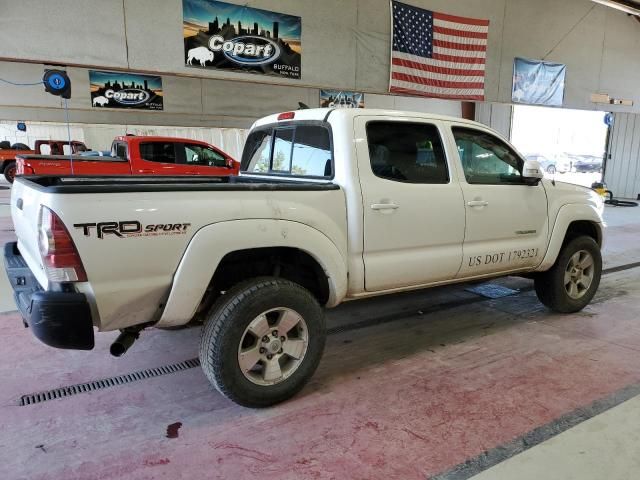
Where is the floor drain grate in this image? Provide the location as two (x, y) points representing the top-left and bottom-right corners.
(19, 357), (200, 406)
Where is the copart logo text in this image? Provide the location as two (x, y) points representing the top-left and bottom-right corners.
(74, 221), (191, 239)
(105, 88), (151, 106)
(208, 35), (280, 65)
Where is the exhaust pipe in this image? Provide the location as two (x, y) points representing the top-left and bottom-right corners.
(110, 330), (140, 357)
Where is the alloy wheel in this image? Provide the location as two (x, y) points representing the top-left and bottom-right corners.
(237, 307), (309, 386)
(564, 250), (595, 299)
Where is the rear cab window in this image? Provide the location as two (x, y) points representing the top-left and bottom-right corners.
(112, 142), (128, 159)
(241, 123), (333, 178)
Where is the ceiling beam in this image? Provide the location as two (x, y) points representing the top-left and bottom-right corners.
(591, 0), (640, 16)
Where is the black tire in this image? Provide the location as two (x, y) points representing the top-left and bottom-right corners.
(199, 277), (326, 407)
(3, 161), (16, 183)
(547, 165), (556, 174)
(534, 236), (602, 313)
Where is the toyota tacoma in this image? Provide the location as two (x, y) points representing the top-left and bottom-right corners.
(4, 108), (605, 407)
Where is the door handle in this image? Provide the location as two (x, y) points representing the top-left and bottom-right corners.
(467, 200), (489, 207)
(371, 203), (399, 211)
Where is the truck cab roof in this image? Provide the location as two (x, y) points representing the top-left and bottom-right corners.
(252, 107), (485, 130)
(112, 135), (214, 146)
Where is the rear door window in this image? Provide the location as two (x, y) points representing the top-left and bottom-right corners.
(366, 121), (449, 183)
(140, 142), (177, 164)
(242, 124), (332, 177)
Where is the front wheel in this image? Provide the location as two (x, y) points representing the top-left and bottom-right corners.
(546, 165), (556, 174)
(534, 236), (602, 313)
(3, 161), (16, 183)
(199, 277), (326, 407)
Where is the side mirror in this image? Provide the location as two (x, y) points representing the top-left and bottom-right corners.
(522, 159), (544, 185)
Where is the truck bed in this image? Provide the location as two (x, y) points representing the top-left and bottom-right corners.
(11, 174), (347, 332)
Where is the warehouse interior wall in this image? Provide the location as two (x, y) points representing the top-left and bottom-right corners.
(475, 103), (513, 140)
(2, 0), (640, 116)
(0, 59), (463, 129)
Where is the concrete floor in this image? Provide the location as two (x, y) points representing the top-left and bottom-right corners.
(470, 394), (640, 480)
(1, 179), (640, 479)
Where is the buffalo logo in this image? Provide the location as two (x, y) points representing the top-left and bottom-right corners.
(92, 96), (108, 107)
(208, 35), (280, 66)
(187, 46), (214, 67)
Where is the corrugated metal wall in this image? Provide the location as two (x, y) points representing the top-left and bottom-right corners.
(0, 122), (86, 147)
(475, 103), (513, 140)
(604, 113), (640, 199)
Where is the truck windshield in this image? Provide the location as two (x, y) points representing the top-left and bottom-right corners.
(242, 124), (333, 178)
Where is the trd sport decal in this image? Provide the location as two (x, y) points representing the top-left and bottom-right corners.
(74, 222), (191, 239)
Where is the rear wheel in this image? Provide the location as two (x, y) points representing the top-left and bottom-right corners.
(534, 236), (601, 313)
(199, 277), (326, 407)
(546, 165), (556, 174)
(3, 161), (16, 183)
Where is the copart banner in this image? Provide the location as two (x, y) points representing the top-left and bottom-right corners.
(320, 90), (364, 109)
(183, 0), (302, 79)
(89, 71), (163, 110)
(512, 57), (566, 107)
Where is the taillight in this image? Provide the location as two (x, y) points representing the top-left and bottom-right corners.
(38, 206), (87, 282)
(277, 111), (295, 121)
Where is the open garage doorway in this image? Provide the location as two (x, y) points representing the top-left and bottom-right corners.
(511, 105), (609, 188)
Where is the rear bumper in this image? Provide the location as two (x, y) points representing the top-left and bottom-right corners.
(4, 242), (94, 350)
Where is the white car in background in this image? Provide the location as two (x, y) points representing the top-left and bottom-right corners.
(524, 154), (570, 175)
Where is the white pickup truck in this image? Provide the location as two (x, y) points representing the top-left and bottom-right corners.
(5, 108), (605, 407)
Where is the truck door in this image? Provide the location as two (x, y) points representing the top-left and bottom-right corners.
(135, 141), (181, 175)
(356, 117), (465, 291)
(449, 126), (549, 277)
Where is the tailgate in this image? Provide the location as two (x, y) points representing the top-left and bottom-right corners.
(10, 178), (48, 289)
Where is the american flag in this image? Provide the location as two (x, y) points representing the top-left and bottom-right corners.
(389, 0), (489, 100)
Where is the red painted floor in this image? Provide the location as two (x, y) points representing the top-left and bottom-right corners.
(1, 185), (640, 479)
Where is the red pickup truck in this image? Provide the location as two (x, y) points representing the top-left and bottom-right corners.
(16, 136), (239, 179)
(2, 140), (87, 182)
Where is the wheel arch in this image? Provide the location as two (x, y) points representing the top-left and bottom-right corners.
(156, 219), (348, 327)
(536, 204), (604, 272)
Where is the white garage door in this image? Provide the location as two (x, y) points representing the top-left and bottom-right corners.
(604, 113), (640, 200)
